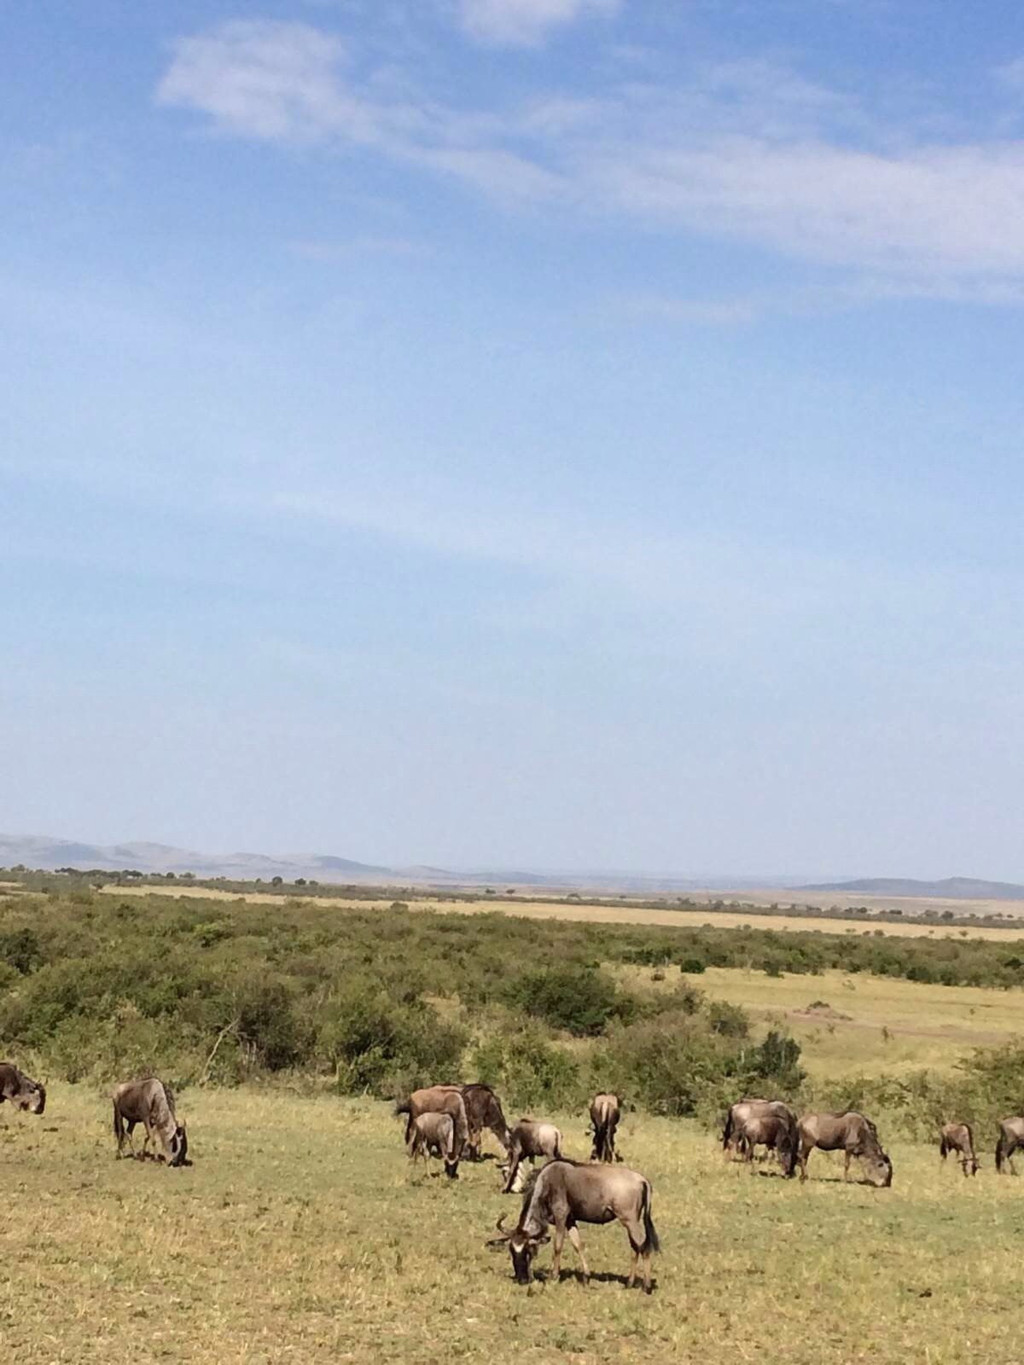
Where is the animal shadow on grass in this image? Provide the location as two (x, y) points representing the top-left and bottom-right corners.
(537, 1268), (657, 1293)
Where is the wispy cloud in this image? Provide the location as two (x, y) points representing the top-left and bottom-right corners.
(288, 235), (432, 260)
(157, 21), (1024, 298)
(456, 0), (620, 47)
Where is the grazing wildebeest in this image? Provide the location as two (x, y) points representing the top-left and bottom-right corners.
(995, 1116), (1024, 1174)
(407, 1111), (460, 1178)
(501, 1119), (564, 1194)
(394, 1086), (470, 1174)
(589, 1093), (621, 1163)
(722, 1097), (796, 1158)
(0, 1062), (46, 1115)
(460, 1083), (511, 1160)
(738, 1111), (800, 1178)
(798, 1111), (892, 1187)
(487, 1160), (659, 1292)
(112, 1078), (189, 1166)
(939, 1121), (979, 1176)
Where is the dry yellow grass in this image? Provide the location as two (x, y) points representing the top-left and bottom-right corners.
(98, 884), (1024, 940)
(688, 886), (1024, 919)
(4, 1084), (1024, 1363)
(617, 965), (1024, 1079)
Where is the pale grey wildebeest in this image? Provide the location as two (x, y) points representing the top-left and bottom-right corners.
(589, 1093), (621, 1163)
(0, 1062), (46, 1115)
(939, 1121), (979, 1176)
(112, 1078), (189, 1166)
(995, 1116), (1024, 1173)
(501, 1119), (564, 1193)
(407, 1111), (461, 1178)
(798, 1111), (892, 1186)
(722, 1098), (796, 1158)
(394, 1086), (470, 1176)
(738, 1111), (800, 1178)
(488, 1159), (659, 1292)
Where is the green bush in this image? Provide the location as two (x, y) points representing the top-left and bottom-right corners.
(504, 966), (623, 1036)
(316, 981), (466, 1098)
(471, 1019), (583, 1112)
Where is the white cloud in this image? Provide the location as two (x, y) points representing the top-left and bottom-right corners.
(156, 22), (359, 143)
(457, 0), (619, 47)
(157, 21), (1024, 297)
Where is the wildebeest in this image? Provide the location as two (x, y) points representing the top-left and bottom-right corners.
(394, 1086), (470, 1174)
(738, 1111), (800, 1178)
(112, 1078), (189, 1167)
(939, 1121), (979, 1176)
(460, 1083), (511, 1160)
(722, 1097), (796, 1158)
(589, 1093), (621, 1163)
(501, 1118), (564, 1194)
(0, 1062), (46, 1115)
(995, 1116), (1024, 1174)
(407, 1111), (460, 1178)
(487, 1159), (659, 1292)
(798, 1111), (892, 1187)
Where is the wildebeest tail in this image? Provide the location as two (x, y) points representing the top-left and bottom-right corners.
(640, 1179), (660, 1254)
(721, 1110), (734, 1149)
(113, 1100), (125, 1146)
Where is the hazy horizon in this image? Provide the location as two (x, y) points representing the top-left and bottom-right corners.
(5, 2), (1024, 880)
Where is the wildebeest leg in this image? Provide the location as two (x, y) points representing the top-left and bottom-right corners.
(551, 1225), (566, 1282)
(566, 1226), (590, 1283)
(843, 1150), (851, 1181)
(502, 1155), (521, 1194)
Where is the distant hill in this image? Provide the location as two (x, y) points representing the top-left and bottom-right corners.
(0, 834), (390, 883)
(796, 876), (1024, 901)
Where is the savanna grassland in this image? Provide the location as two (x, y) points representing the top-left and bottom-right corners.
(614, 965), (1024, 1080)
(6, 878), (1024, 1360)
(5, 1086), (1024, 1364)
(97, 882), (1024, 939)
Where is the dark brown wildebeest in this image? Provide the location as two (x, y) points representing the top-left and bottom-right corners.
(395, 1084), (505, 1161)
(0, 1062), (46, 1115)
(394, 1086), (470, 1175)
(407, 1111), (460, 1178)
(738, 1111), (800, 1178)
(939, 1121), (979, 1176)
(112, 1078), (189, 1166)
(501, 1119), (564, 1194)
(460, 1083), (511, 1160)
(798, 1111), (892, 1187)
(487, 1159), (659, 1292)
(995, 1116), (1024, 1173)
(589, 1093), (621, 1163)
(722, 1097), (796, 1158)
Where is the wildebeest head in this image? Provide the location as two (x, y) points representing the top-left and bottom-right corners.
(864, 1150), (892, 1188)
(443, 1153), (460, 1180)
(486, 1215), (548, 1284)
(19, 1081), (46, 1115)
(168, 1123), (190, 1167)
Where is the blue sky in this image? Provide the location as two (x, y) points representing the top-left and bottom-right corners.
(3, 0), (1024, 877)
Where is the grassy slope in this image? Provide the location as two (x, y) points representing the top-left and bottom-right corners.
(616, 965), (1024, 1079)
(4, 1086), (1024, 1363)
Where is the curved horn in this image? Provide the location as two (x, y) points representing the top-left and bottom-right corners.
(496, 1213), (508, 1233)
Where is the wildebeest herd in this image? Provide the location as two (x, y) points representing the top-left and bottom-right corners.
(5, 1059), (1024, 1293)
